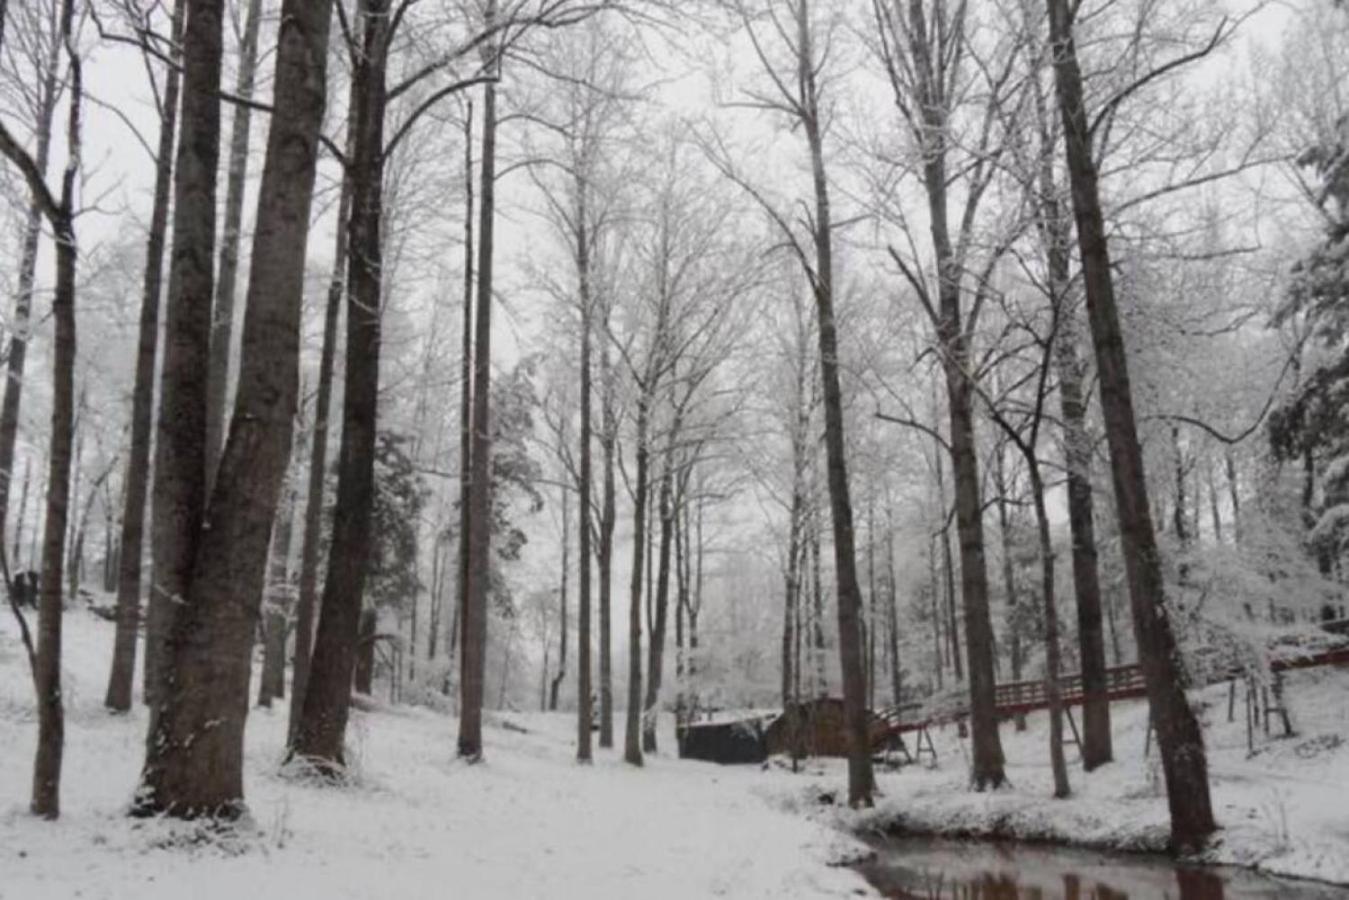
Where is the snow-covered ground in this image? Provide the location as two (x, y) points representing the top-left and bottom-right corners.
(6, 608), (1349, 898)
(0, 609), (870, 900)
(786, 664), (1349, 888)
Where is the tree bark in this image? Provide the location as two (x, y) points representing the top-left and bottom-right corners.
(104, 0), (184, 704)
(459, 6), (498, 760)
(136, 0), (334, 816)
(144, 0), (224, 710)
(204, 0), (264, 484)
(31, 210), (77, 820)
(288, 146), (352, 742)
(452, 99), (473, 693)
(642, 447), (675, 752)
(798, 0), (873, 806)
(623, 394), (651, 766)
(104, 0), (183, 704)
(575, 195), (594, 761)
(1047, 0), (1215, 849)
(291, 0), (387, 773)
(549, 483), (568, 710)
(597, 328), (616, 748)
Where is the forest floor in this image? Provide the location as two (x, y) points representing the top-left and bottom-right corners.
(779, 663), (1349, 888)
(5, 609), (1349, 898)
(0, 608), (870, 899)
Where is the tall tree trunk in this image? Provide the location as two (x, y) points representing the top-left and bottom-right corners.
(288, 146), (353, 741)
(1032, 76), (1114, 764)
(0, 5), (61, 570)
(32, 209), (77, 819)
(575, 200), (594, 761)
(642, 448), (675, 752)
(885, 523), (902, 706)
(105, 0), (183, 705)
(798, 0), (872, 805)
(994, 446), (1026, 731)
(932, 174), (1002, 791)
(1048, 0), (1215, 849)
(933, 444), (962, 682)
(144, 0), (224, 710)
(137, 0), (334, 815)
(597, 335), (616, 747)
(292, 0), (386, 772)
(459, 8), (499, 760)
(549, 483), (568, 710)
(1030, 460), (1070, 798)
(781, 483), (804, 707)
(452, 99), (473, 692)
(204, 0), (263, 484)
(623, 395), (651, 766)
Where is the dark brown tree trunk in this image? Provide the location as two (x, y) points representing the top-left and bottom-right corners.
(31, 209), (77, 819)
(642, 448), (675, 752)
(291, 0), (386, 773)
(1054, 294), (1112, 768)
(798, 0), (872, 806)
(136, 0), (334, 816)
(106, 1), (182, 700)
(459, 8), (498, 759)
(1030, 73), (1114, 763)
(624, 395), (651, 766)
(933, 445), (962, 682)
(576, 202), (594, 761)
(204, 0), (263, 484)
(144, 0), (224, 710)
(885, 522), (902, 706)
(105, 0), (184, 706)
(782, 484), (804, 707)
(1030, 461), (1070, 798)
(452, 100), (473, 694)
(2, 0), (83, 816)
(597, 332), (616, 748)
(994, 446), (1026, 731)
(1047, 0), (1215, 849)
(932, 180), (1002, 792)
(288, 149), (352, 742)
(549, 483), (568, 710)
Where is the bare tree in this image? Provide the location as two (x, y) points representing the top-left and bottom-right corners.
(136, 0), (336, 816)
(104, 0), (184, 714)
(0, 0), (64, 572)
(868, 0), (1024, 789)
(0, 0), (81, 818)
(710, 0), (873, 806)
(143, 0), (224, 709)
(1047, 0), (1215, 849)
(204, 0), (265, 483)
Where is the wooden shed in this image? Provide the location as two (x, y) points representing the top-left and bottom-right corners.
(764, 697), (878, 758)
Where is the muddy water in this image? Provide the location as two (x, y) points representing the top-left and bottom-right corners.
(855, 836), (1349, 899)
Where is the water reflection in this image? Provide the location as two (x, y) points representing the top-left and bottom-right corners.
(856, 837), (1345, 900)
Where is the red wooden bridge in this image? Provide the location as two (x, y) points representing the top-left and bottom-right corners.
(870, 643), (1349, 754)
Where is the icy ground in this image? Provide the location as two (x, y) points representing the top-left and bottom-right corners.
(0, 609), (869, 900)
